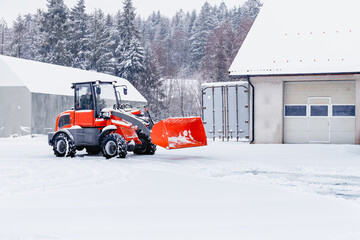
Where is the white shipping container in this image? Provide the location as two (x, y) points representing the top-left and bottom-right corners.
(201, 81), (249, 142)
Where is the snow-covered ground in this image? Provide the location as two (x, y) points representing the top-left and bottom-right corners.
(1, 136), (360, 240)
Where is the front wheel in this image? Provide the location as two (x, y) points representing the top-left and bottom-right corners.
(134, 131), (156, 155)
(52, 133), (76, 157)
(101, 133), (127, 159)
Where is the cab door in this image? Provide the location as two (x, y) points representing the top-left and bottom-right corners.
(74, 83), (95, 127)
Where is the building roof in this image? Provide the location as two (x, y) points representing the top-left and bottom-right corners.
(229, 0), (360, 76)
(0, 55), (147, 103)
(201, 81), (247, 88)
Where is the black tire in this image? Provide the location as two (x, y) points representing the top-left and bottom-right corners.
(52, 133), (76, 157)
(134, 131), (156, 155)
(101, 133), (127, 159)
(115, 134), (127, 158)
(86, 146), (101, 155)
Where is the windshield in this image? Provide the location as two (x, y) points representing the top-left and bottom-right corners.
(94, 83), (117, 115)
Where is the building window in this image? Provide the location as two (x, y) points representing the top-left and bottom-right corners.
(310, 105), (328, 116)
(332, 105), (355, 116)
(285, 105), (307, 116)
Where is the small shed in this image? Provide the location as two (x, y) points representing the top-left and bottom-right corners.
(0, 55), (147, 137)
(228, 0), (360, 144)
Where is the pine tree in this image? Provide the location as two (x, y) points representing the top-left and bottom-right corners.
(139, 47), (164, 119)
(109, 11), (122, 59)
(115, 0), (144, 85)
(22, 12), (44, 61)
(189, 2), (217, 71)
(143, 11), (161, 44)
(10, 15), (25, 57)
(119, 0), (138, 52)
(117, 38), (144, 85)
(107, 14), (120, 66)
(154, 17), (172, 77)
(243, 0), (263, 20)
(87, 9), (114, 74)
(186, 10), (197, 36)
(217, 2), (228, 23)
(233, 0), (262, 56)
(40, 0), (71, 66)
(0, 19), (7, 55)
(68, 0), (90, 69)
(170, 10), (190, 77)
(203, 21), (236, 82)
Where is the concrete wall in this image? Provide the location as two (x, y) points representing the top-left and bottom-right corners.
(355, 74), (360, 144)
(31, 93), (74, 134)
(249, 74), (360, 144)
(0, 87), (31, 137)
(251, 77), (284, 143)
(30, 94), (146, 134)
(0, 89), (146, 137)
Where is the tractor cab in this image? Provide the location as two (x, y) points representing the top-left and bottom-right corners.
(73, 81), (127, 119)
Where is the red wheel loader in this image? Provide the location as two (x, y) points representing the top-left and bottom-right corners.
(48, 80), (207, 159)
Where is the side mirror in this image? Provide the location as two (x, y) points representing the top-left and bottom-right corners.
(123, 87), (128, 95)
(96, 87), (101, 95)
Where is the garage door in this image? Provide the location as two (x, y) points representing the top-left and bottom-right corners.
(284, 81), (355, 144)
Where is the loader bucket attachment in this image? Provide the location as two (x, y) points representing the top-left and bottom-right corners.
(150, 117), (207, 149)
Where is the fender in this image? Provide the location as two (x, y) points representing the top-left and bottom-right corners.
(50, 129), (75, 146)
(98, 125), (117, 144)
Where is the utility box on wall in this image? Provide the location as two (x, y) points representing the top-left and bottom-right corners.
(201, 81), (249, 142)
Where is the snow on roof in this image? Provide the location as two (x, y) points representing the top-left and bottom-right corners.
(202, 81), (247, 88)
(229, 0), (360, 76)
(0, 55), (147, 103)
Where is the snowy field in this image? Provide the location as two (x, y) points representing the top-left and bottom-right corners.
(1, 136), (360, 240)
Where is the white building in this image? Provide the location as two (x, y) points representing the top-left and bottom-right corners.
(229, 0), (360, 144)
(0, 55), (146, 137)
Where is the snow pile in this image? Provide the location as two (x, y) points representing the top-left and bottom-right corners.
(167, 130), (202, 149)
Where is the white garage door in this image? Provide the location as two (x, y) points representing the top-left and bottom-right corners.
(284, 81), (355, 144)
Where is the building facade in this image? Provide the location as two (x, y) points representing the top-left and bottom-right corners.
(228, 0), (360, 144)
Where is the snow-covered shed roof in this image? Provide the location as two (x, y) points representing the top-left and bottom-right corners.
(201, 81), (247, 88)
(0, 55), (147, 103)
(229, 0), (360, 76)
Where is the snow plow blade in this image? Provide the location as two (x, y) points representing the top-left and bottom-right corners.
(150, 117), (207, 149)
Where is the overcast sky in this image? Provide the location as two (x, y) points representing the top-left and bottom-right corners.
(0, 0), (247, 25)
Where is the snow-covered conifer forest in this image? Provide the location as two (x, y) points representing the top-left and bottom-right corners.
(0, 0), (262, 119)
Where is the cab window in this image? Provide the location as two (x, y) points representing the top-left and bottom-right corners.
(75, 83), (94, 110)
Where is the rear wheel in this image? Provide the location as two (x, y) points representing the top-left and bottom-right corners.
(115, 134), (127, 158)
(52, 133), (76, 157)
(101, 133), (127, 159)
(134, 131), (156, 155)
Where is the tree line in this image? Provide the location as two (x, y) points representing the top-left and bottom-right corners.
(0, 0), (262, 119)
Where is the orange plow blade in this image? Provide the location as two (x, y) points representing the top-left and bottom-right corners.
(150, 117), (207, 149)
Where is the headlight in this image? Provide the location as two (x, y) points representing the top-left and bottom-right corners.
(101, 110), (111, 119)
